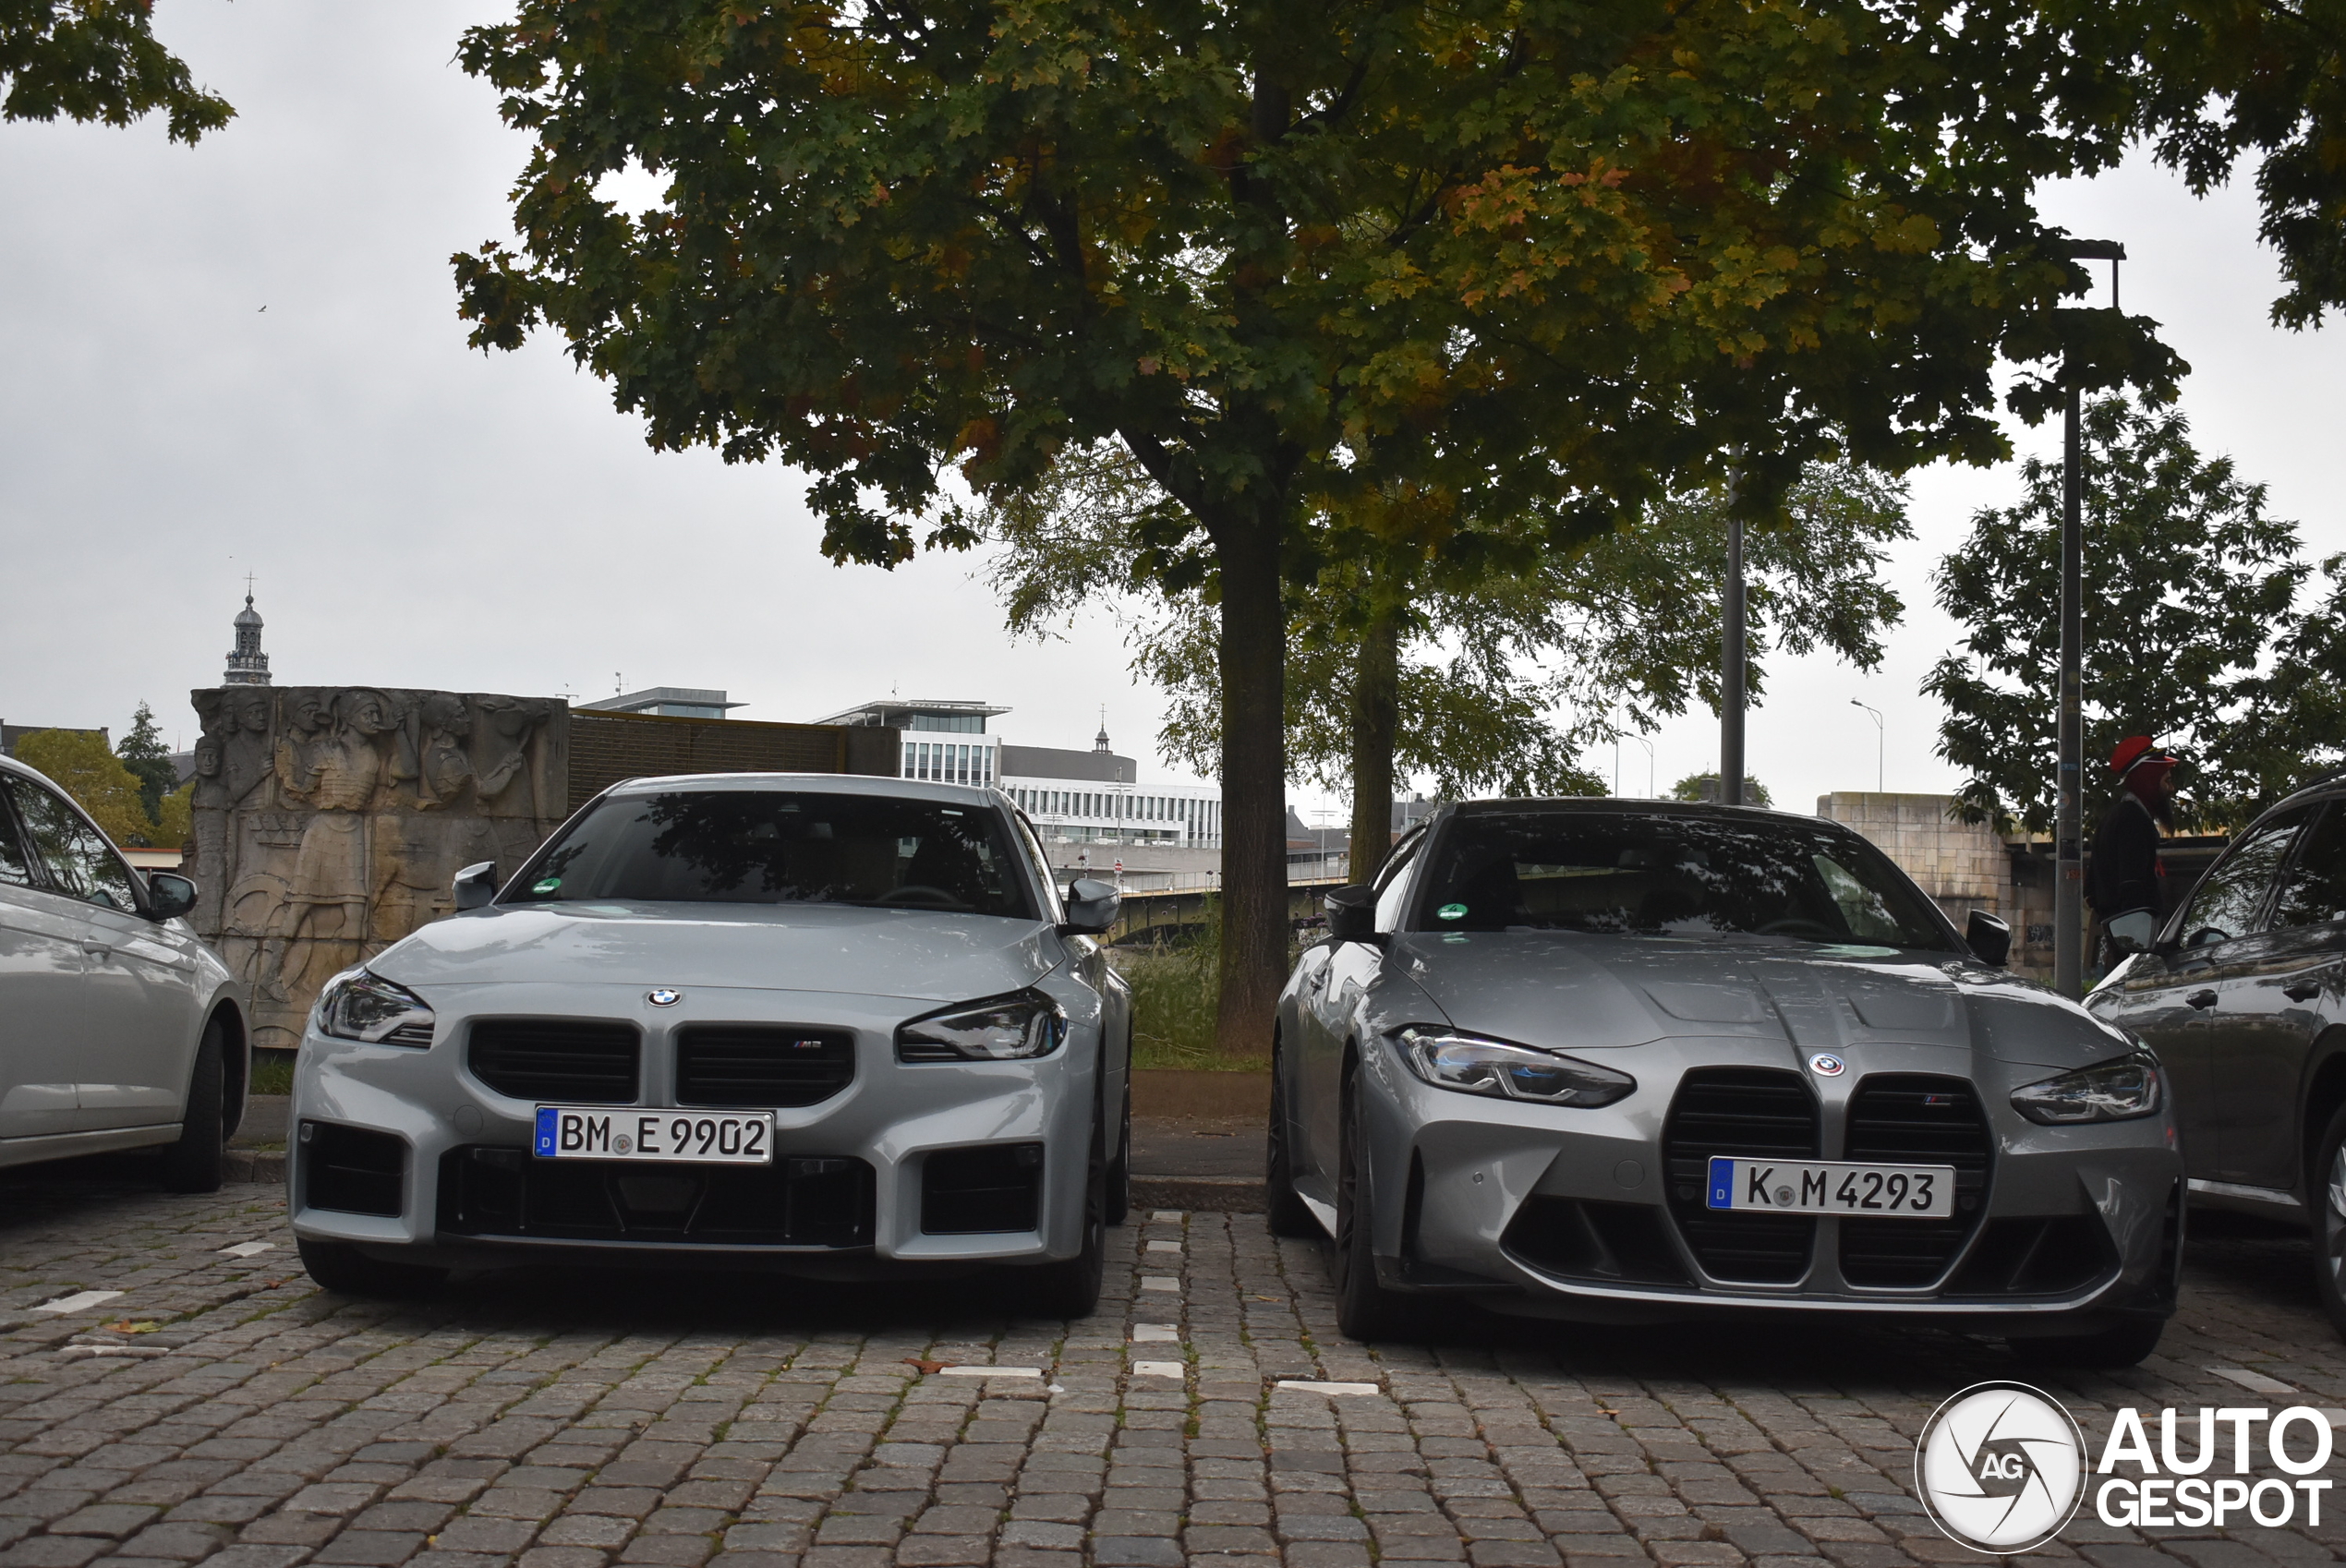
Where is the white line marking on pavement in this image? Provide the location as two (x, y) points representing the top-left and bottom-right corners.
(2209, 1366), (2297, 1395)
(1140, 1275), (1180, 1292)
(31, 1291), (124, 1315)
(1131, 1323), (1180, 1342)
(939, 1366), (1043, 1378)
(219, 1242), (275, 1258)
(1276, 1380), (1380, 1395)
(1151, 1211), (1184, 1221)
(1131, 1360), (1185, 1379)
(1145, 1240), (1182, 1253)
(57, 1344), (167, 1359)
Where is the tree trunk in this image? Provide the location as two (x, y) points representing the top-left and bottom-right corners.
(1348, 603), (1400, 886)
(1214, 520), (1288, 1062)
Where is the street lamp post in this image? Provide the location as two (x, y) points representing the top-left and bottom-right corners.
(1722, 501), (1747, 806)
(2053, 237), (2125, 1000)
(1850, 700), (1884, 793)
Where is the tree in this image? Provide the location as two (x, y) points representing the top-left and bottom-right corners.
(3, 1), (232, 142)
(1927, 393), (2315, 834)
(117, 700), (176, 825)
(1672, 774), (1774, 808)
(2111, 0), (2346, 330)
(987, 456), (1905, 866)
(453, 0), (2179, 1055)
(11, 728), (151, 846)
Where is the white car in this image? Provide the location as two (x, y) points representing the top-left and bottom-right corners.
(288, 773), (1132, 1313)
(0, 754), (248, 1188)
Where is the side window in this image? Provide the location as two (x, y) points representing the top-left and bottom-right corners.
(0, 790), (33, 887)
(1373, 826), (1429, 931)
(2176, 812), (2305, 950)
(3, 778), (140, 911)
(2270, 803), (2346, 931)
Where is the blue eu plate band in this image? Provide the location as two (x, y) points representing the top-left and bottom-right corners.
(534, 1106), (558, 1157)
(1707, 1156), (1735, 1211)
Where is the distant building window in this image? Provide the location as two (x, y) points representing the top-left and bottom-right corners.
(908, 715), (986, 733)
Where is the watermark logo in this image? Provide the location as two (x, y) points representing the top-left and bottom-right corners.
(1916, 1381), (2086, 1553)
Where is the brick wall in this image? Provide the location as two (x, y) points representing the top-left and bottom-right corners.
(567, 711), (901, 810)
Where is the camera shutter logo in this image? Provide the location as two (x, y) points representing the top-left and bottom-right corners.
(1915, 1381), (2086, 1553)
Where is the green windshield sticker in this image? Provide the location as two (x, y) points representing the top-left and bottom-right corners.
(532, 877), (562, 894)
(1436, 902), (1468, 921)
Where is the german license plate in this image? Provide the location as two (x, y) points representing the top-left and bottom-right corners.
(1706, 1156), (1955, 1217)
(533, 1106), (773, 1164)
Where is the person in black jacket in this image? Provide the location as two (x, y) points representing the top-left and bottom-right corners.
(2089, 735), (2179, 960)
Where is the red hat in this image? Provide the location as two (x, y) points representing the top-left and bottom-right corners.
(2110, 736), (2178, 778)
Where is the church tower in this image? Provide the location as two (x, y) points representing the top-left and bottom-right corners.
(223, 587), (271, 686)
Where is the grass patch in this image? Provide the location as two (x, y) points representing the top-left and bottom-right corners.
(249, 1050), (295, 1096)
(1116, 943), (1273, 1073)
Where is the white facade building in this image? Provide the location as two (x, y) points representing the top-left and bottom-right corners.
(816, 699), (1220, 849)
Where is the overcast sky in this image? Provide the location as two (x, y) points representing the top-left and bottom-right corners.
(4, 1), (2340, 821)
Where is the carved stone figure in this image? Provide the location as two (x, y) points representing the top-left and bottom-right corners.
(190, 686), (573, 1049)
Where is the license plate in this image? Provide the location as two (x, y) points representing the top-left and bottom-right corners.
(533, 1106), (773, 1164)
(1706, 1156), (1955, 1217)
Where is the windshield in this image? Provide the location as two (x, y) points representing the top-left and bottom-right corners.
(506, 790), (1037, 918)
(1413, 811), (1956, 949)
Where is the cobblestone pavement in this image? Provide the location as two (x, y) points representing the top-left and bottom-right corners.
(4, 1168), (2343, 1568)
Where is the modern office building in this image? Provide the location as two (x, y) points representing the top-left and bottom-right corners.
(817, 698), (1220, 847)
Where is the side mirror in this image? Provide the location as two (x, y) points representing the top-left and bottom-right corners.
(146, 873), (197, 922)
(1326, 884), (1380, 945)
(452, 862), (500, 911)
(1059, 876), (1120, 936)
(1965, 909), (2011, 967)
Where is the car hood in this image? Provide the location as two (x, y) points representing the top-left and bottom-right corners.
(369, 900), (1060, 1003)
(1385, 931), (2136, 1070)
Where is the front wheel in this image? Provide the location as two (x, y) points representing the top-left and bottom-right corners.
(157, 1019), (226, 1194)
(1265, 1033), (1320, 1237)
(2313, 1103), (2346, 1342)
(1332, 1067), (1418, 1343)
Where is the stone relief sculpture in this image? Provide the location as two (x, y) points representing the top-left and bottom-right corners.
(189, 686), (570, 1050)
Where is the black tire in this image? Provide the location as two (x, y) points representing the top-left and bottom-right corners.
(157, 1019), (226, 1194)
(1027, 1103), (1107, 1318)
(1332, 1066), (1418, 1342)
(1266, 1033), (1320, 1237)
(1105, 1082), (1131, 1229)
(296, 1237), (446, 1298)
(2014, 1316), (2167, 1369)
(2313, 1102), (2346, 1342)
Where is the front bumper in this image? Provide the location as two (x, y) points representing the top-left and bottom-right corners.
(288, 980), (1100, 1276)
(1356, 1034), (2183, 1329)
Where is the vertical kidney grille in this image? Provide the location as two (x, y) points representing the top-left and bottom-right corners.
(1838, 1074), (1992, 1287)
(1662, 1068), (1820, 1283)
(676, 1026), (856, 1108)
(467, 1019), (641, 1104)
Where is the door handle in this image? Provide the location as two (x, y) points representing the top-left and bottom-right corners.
(2186, 989), (2218, 1009)
(2284, 983), (2321, 1003)
(80, 942), (112, 958)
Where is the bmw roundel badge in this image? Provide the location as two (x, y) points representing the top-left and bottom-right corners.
(647, 987), (682, 1007)
(1808, 1052), (1845, 1078)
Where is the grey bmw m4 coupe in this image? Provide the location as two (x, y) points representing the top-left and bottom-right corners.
(1273, 799), (2183, 1364)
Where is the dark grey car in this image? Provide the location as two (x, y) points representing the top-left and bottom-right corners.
(2087, 775), (2346, 1338)
(1275, 799), (2184, 1364)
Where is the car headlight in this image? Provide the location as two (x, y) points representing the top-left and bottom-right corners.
(897, 991), (1068, 1062)
(315, 968), (436, 1047)
(1392, 1026), (1636, 1106)
(2010, 1054), (2161, 1125)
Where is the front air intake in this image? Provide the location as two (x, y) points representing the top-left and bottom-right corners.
(1661, 1068), (1820, 1284)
